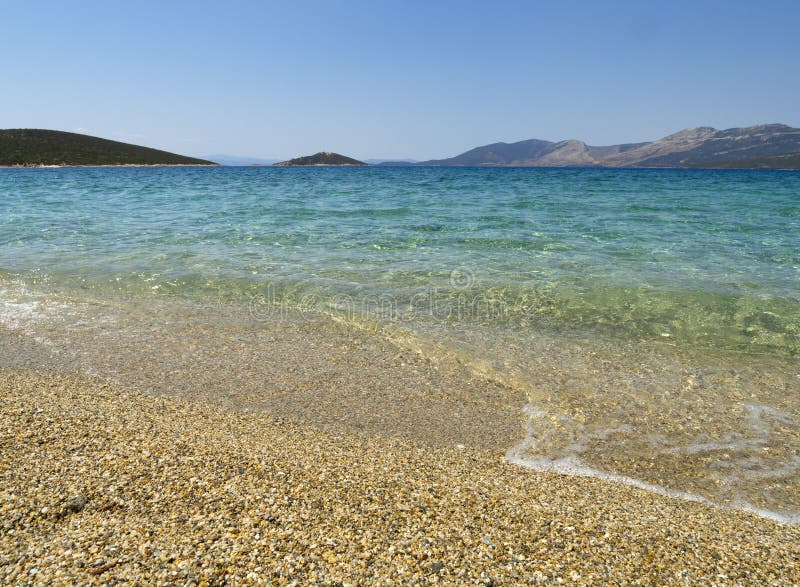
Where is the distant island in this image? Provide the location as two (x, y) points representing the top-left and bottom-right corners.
(0, 129), (216, 167)
(274, 152), (367, 166)
(378, 124), (800, 169)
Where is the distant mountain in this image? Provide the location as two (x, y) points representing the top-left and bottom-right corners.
(0, 129), (215, 167)
(365, 158), (418, 165)
(418, 124), (800, 169)
(203, 154), (280, 166)
(274, 152), (367, 166)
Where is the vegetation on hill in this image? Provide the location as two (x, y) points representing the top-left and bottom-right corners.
(274, 152), (366, 166)
(0, 129), (215, 166)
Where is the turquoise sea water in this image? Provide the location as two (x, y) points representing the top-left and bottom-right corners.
(1, 166), (799, 521)
(1, 166), (799, 355)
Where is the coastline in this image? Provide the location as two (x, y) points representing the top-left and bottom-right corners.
(2, 367), (798, 585)
(3, 163), (798, 171)
(271, 164), (367, 167)
(0, 164), (218, 169)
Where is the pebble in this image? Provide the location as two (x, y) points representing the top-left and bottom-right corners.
(1, 368), (798, 585)
(63, 494), (87, 515)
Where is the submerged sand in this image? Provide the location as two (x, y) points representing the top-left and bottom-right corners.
(1, 368), (798, 585)
(2, 291), (798, 519)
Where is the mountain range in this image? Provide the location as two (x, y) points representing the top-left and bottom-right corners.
(400, 124), (800, 169)
(4, 125), (800, 170)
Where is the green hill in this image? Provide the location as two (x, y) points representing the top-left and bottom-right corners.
(274, 151), (366, 166)
(0, 129), (216, 167)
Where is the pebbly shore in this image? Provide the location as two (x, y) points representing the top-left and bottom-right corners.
(1, 368), (798, 585)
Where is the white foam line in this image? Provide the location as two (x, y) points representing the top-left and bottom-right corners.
(0, 297), (43, 330)
(506, 406), (800, 526)
(0, 284), (60, 331)
(0, 285), (75, 353)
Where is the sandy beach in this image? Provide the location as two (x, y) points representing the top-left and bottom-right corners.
(2, 165), (799, 585)
(1, 365), (798, 586)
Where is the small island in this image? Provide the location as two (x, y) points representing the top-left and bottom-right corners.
(0, 129), (216, 167)
(273, 151), (367, 166)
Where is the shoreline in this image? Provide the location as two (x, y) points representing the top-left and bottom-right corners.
(2, 366), (798, 585)
(0, 163), (218, 169)
(5, 164), (799, 171)
(1, 284), (798, 522)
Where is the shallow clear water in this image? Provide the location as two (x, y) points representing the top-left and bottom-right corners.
(2, 166), (799, 354)
(1, 166), (799, 522)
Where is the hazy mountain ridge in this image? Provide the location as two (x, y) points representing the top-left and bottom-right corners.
(414, 124), (800, 169)
(364, 158), (418, 165)
(203, 154), (280, 166)
(0, 129), (215, 166)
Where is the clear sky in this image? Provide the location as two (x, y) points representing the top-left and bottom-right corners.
(3, 0), (799, 160)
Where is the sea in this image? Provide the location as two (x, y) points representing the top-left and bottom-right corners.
(1, 166), (798, 523)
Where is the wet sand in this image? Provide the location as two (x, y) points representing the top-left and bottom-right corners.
(1, 290), (798, 519)
(6, 288), (800, 523)
(0, 301), (527, 452)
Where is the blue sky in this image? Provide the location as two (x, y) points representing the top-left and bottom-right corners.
(3, 0), (799, 160)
